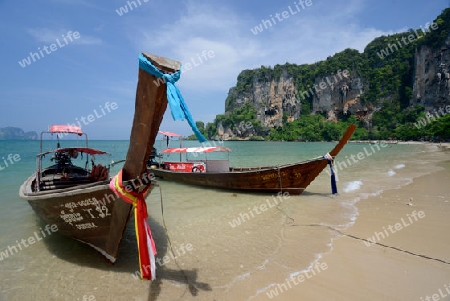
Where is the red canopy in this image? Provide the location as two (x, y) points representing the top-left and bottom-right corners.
(50, 125), (83, 135)
(159, 131), (182, 137)
(161, 146), (231, 153)
(39, 147), (109, 156)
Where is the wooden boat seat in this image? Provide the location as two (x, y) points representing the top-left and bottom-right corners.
(38, 164), (108, 191)
(41, 165), (89, 177)
(39, 175), (93, 190)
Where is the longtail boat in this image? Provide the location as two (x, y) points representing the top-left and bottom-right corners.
(19, 53), (191, 277)
(150, 124), (357, 195)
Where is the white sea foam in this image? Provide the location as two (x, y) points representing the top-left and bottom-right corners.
(250, 283), (277, 300)
(343, 180), (363, 193)
(228, 272), (251, 288)
(340, 198), (360, 226)
(256, 259), (269, 271)
(7, 140), (448, 301)
(289, 253), (323, 278)
(249, 143), (447, 301)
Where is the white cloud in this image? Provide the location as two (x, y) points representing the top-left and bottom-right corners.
(28, 28), (102, 45)
(132, 2), (266, 93)
(28, 28), (61, 43)
(118, 0), (395, 118)
(134, 1), (390, 91)
(73, 35), (102, 45)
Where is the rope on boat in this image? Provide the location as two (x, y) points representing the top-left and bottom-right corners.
(158, 185), (195, 292)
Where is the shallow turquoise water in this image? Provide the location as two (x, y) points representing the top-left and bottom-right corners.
(0, 139), (447, 300)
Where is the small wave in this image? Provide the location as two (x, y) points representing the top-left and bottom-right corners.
(395, 164), (405, 169)
(289, 253), (323, 278)
(251, 283), (277, 300)
(228, 272), (250, 288)
(343, 180), (363, 193)
(388, 169), (396, 176)
(256, 259), (269, 271)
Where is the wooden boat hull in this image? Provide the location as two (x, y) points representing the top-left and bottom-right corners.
(19, 174), (134, 262)
(151, 158), (327, 195)
(151, 124), (357, 195)
(18, 53), (182, 263)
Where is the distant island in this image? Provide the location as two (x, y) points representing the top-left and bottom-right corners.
(0, 127), (38, 140)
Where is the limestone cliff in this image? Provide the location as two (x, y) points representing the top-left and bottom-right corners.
(226, 69), (299, 129)
(412, 36), (450, 110)
(310, 70), (368, 121)
(222, 67), (372, 138)
(217, 8), (450, 139)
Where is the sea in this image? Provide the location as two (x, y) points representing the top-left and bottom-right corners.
(0, 139), (447, 301)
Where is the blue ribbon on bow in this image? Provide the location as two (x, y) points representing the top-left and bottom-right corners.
(138, 54), (207, 143)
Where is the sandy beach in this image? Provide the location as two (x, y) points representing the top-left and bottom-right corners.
(274, 158), (450, 300)
(1, 141), (449, 301)
(167, 143), (449, 301)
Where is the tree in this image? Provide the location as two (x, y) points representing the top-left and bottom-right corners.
(201, 8), (450, 141)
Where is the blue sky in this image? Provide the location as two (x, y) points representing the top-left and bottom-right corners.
(0, 0), (447, 139)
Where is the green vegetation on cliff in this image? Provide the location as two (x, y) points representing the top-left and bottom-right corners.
(204, 8), (450, 141)
(267, 115), (369, 141)
(216, 103), (263, 135)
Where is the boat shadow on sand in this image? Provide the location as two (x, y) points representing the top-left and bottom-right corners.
(37, 209), (211, 300)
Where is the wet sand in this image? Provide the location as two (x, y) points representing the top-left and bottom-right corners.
(1, 143), (448, 301)
(275, 160), (450, 301)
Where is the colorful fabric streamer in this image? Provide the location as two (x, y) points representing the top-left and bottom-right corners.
(324, 153), (338, 195)
(138, 53), (207, 143)
(109, 170), (157, 280)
